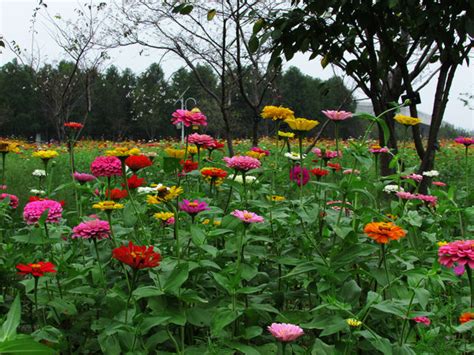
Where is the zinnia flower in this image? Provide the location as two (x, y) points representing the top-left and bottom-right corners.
(402, 173), (423, 182)
(92, 201), (124, 211)
(396, 191), (417, 200)
(165, 148), (186, 159)
(383, 185), (404, 193)
(310, 168), (329, 178)
(123, 174), (145, 189)
(327, 162), (342, 171)
(179, 199), (210, 217)
(32, 169), (46, 177)
(267, 323), (304, 342)
(125, 155), (152, 172)
(364, 222), (407, 244)
(284, 152), (306, 161)
(231, 210), (264, 224)
(0, 141), (20, 153)
(0, 193), (19, 208)
(369, 144), (390, 154)
(105, 147), (140, 158)
(432, 181), (446, 187)
(422, 170), (439, 177)
(261, 105), (295, 121)
(454, 137), (474, 147)
(64, 121), (84, 130)
(289, 166), (310, 186)
(412, 316), (430, 326)
(106, 188), (128, 201)
(322, 110), (352, 121)
(16, 261), (57, 277)
(312, 148), (341, 160)
(90, 156), (122, 177)
(180, 160), (199, 173)
(187, 133), (214, 147)
(147, 185), (183, 204)
(394, 114), (422, 126)
(438, 240), (474, 269)
(154, 212), (175, 225)
(73, 172), (96, 184)
(278, 131), (295, 139)
(346, 318), (362, 327)
(32, 150), (58, 160)
(72, 219), (110, 240)
(285, 117), (319, 132)
(223, 156), (261, 172)
(112, 241), (161, 269)
(459, 312), (474, 324)
(171, 108), (207, 127)
(23, 199), (63, 224)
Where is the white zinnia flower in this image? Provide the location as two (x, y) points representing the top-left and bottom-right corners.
(32, 169), (46, 177)
(284, 152), (307, 160)
(232, 175), (257, 184)
(383, 184), (404, 193)
(422, 170), (439, 177)
(30, 189), (46, 195)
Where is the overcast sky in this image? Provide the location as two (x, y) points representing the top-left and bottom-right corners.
(1, 0), (473, 131)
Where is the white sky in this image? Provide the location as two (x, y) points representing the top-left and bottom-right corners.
(1, 0), (473, 131)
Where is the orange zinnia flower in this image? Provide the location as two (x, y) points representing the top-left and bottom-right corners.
(459, 312), (474, 324)
(364, 222), (407, 244)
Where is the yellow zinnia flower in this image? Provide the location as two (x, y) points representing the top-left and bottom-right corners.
(346, 318), (362, 327)
(261, 105), (295, 121)
(187, 146), (198, 155)
(154, 212), (174, 221)
(246, 150), (266, 160)
(394, 114), (421, 126)
(105, 147), (140, 157)
(268, 195), (285, 202)
(92, 200), (124, 210)
(148, 185), (184, 204)
(165, 148), (186, 159)
(32, 150), (59, 160)
(278, 131), (295, 139)
(0, 141), (20, 153)
(285, 117), (319, 132)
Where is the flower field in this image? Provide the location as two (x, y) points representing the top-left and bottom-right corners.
(0, 109), (473, 354)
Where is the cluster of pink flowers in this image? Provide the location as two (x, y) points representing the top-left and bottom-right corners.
(454, 136), (474, 147)
(187, 133), (214, 147)
(73, 172), (96, 184)
(171, 109), (207, 127)
(90, 156), (122, 177)
(289, 166), (310, 186)
(72, 219), (110, 240)
(251, 146), (270, 156)
(223, 156), (261, 171)
(369, 146), (390, 154)
(396, 191), (438, 206)
(0, 193), (19, 208)
(267, 323), (304, 342)
(402, 173), (423, 183)
(438, 240), (474, 271)
(231, 210), (264, 224)
(179, 199), (210, 216)
(322, 110), (352, 121)
(23, 199), (63, 224)
(312, 148), (341, 160)
(412, 316), (431, 326)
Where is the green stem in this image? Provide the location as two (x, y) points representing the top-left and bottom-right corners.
(467, 266), (473, 308)
(381, 244), (390, 298)
(1, 152), (6, 186)
(33, 276), (39, 325)
(93, 238), (106, 290)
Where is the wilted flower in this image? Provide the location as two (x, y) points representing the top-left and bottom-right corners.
(267, 323), (304, 342)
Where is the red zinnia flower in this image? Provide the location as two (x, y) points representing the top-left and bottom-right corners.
(180, 159), (199, 173)
(123, 174), (145, 189)
(106, 188), (128, 201)
(327, 162), (342, 171)
(310, 168), (330, 178)
(112, 241), (161, 269)
(125, 155), (153, 172)
(16, 261), (57, 277)
(64, 121), (84, 130)
(459, 312), (474, 324)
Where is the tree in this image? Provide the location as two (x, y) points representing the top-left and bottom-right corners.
(256, 0), (473, 183)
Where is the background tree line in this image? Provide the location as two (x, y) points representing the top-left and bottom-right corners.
(0, 59), (362, 141)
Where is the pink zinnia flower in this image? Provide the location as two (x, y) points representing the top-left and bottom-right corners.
(396, 191), (417, 200)
(454, 137), (474, 147)
(0, 193), (19, 208)
(0, 185), (7, 190)
(369, 146), (390, 154)
(187, 133), (214, 147)
(166, 217), (175, 225)
(171, 109), (207, 127)
(223, 156), (261, 171)
(231, 210), (264, 224)
(322, 110), (352, 121)
(432, 181), (447, 187)
(412, 316), (430, 326)
(289, 166), (310, 186)
(23, 199), (63, 224)
(73, 172), (96, 184)
(90, 156), (122, 177)
(267, 323), (304, 342)
(179, 199), (210, 216)
(312, 148), (341, 160)
(72, 219), (110, 240)
(415, 193), (437, 206)
(402, 173), (423, 183)
(438, 240), (474, 269)
(453, 264), (466, 276)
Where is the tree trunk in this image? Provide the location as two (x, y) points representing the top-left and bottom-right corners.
(251, 117), (259, 147)
(221, 108), (234, 156)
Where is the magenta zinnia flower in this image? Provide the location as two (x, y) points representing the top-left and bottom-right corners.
(223, 156), (261, 172)
(412, 316), (430, 326)
(187, 133), (214, 147)
(90, 156), (122, 177)
(454, 137), (474, 147)
(438, 240), (474, 269)
(416, 193), (437, 206)
(231, 210), (264, 224)
(322, 110), (352, 121)
(23, 199), (63, 224)
(171, 109), (207, 127)
(72, 219), (110, 240)
(0, 193), (19, 208)
(267, 323), (304, 342)
(179, 199), (210, 216)
(73, 172), (96, 184)
(289, 166), (310, 186)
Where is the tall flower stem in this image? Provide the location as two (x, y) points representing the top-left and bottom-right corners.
(381, 244), (391, 298)
(242, 171), (248, 208)
(298, 136), (304, 205)
(33, 276), (39, 325)
(93, 238), (106, 290)
(125, 269), (138, 324)
(121, 161), (146, 241)
(44, 223), (63, 299)
(334, 122), (340, 153)
(105, 212), (117, 247)
(1, 152), (6, 186)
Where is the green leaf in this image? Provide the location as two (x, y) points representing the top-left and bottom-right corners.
(454, 320), (474, 333)
(311, 338), (336, 354)
(163, 263), (189, 294)
(190, 225), (206, 246)
(0, 294), (20, 341)
(211, 308), (240, 335)
(0, 336), (56, 354)
(253, 18), (265, 34)
(227, 341), (260, 355)
(413, 288), (430, 310)
(48, 300), (77, 316)
(141, 316), (171, 334)
(122, 203), (137, 227)
(355, 330), (392, 355)
(248, 36), (259, 54)
(207, 9), (216, 21)
(371, 300), (406, 317)
(163, 157), (181, 173)
(133, 286), (164, 299)
(320, 319), (348, 336)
